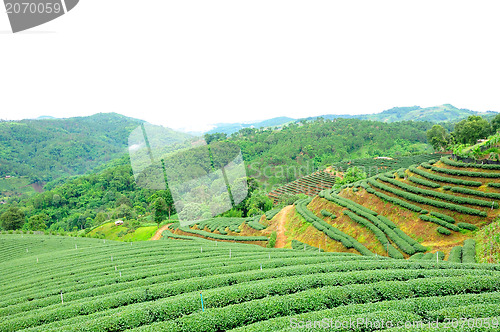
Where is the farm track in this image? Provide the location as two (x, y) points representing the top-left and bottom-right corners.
(150, 224), (170, 241)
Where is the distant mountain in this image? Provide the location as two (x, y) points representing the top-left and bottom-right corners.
(0, 113), (191, 185)
(310, 104), (497, 124)
(206, 116), (295, 135)
(206, 105), (496, 135)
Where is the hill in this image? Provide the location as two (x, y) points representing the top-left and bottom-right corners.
(206, 116), (295, 135)
(0, 113), (191, 196)
(208, 105), (497, 135)
(2, 233), (500, 331)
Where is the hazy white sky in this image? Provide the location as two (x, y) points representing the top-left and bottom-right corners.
(1, 1), (499, 132)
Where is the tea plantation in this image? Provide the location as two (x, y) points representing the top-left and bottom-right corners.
(2, 233), (500, 331)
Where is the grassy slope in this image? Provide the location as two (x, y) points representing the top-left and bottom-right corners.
(89, 222), (158, 242)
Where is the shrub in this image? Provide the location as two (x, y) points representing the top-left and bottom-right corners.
(462, 239), (476, 263)
(432, 166), (500, 178)
(457, 223), (478, 231)
(291, 239), (323, 252)
(419, 215), (460, 232)
(441, 156), (500, 170)
(451, 186), (500, 199)
(437, 227), (451, 235)
(448, 246), (462, 263)
(369, 178), (487, 217)
(379, 175), (497, 209)
(430, 211), (455, 224)
(364, 183), (423, 213)
(421, 210), (428, 214)
(488, 182), (500, 188)
(409, 166), (482, 187)
(408, 176), (441, 188)
(443, 186), (451, 190)
(320, 210), (336, 219)
(267, 232), (277, 248)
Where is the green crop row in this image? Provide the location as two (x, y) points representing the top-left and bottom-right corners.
(264, 208), (281, 220)
(430, 211), (455, 224)
(450, 186), (500, 200)
(123, 275), (500, 332)
(488, 182), (500, 188)
(324, 192), (418, 255)
(396, 168), (406, 178)
(245, 216), (267, 231)
(229, 291), (500, 332)
(408, 176), (441, 188)
(320, 209), (336, 218)
(295, 199), (373, 256)
(409, 166), (482, 187)
(448, 246), (463, 263)
(178, 227), (268, 241)
(364, 185), (423, 213)
(457, 222), (478, 231)
(368, 178), (487, 217)
(441, 156), (500, 170)
(462, 239), (476, 264)
(196, 217), (245, 234)
(437, 227), (451, 235)
(379, 175), (498, 209)
(432, 165), (500, 178)
(421, 162), (432, 169)
(419, 215), (460, 232)
(291, 240), (323, 252)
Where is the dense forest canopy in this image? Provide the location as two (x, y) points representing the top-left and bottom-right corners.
(0, 113), (190, 183)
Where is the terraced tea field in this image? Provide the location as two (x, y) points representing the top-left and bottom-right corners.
(2, 233), (500, 331)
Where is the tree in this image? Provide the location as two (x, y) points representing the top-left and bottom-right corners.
(334, 166), (367, 188)
(491, 114), (500, 133)
(152, 197), (168, 227)
(426, 125), (449, 151)
(454, 116), (491, 144)
(26, 213), (48, 231)
(0, 207), (25, 230)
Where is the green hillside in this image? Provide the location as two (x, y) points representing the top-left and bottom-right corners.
(0, 113), (190, 187)
(2, 233), (500, 331)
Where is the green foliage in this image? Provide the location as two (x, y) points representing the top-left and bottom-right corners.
(267, 232), (277, 248)
(409, 165), (482, 186)
(427, 124), (450, 151)
(291, 239), (323, 252)
(264, 208), (280, 220)
(178, 226), (268, 242)
(432, 165), (500, 178)
(379, 175), (498, 208)
(451, 186), (500, 200)
(408, 176), (441, 188)
(0, 207), (25, 230)
(430, 211), (455, 224)
(419, 215), (460, 232)
(437, 227), (451, 235)
(364, 183), (423, 213)
(320, 209), (336, 219)
(25, 213), (48, 231)
(454, 115), (492, 144)
(334, 166), (367, 188)
(457, 222), (478, 231)
(448, 246), (463, 263)
(462, 239), (477, 263)
(295, 199), (373, 255)
(442, 156), (500, 170)
(368, 178), (487, 217)
(323, 191), (417, 255)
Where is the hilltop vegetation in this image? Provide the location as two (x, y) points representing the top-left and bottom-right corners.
(0, 113), (190, 185)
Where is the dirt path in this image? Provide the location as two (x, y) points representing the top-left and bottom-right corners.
(150, 224), (171, 240)
(274, 205), (294, 248)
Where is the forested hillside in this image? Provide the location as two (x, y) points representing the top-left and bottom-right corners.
(0, 113), (190, 183)
(228, 118), (433, 186)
